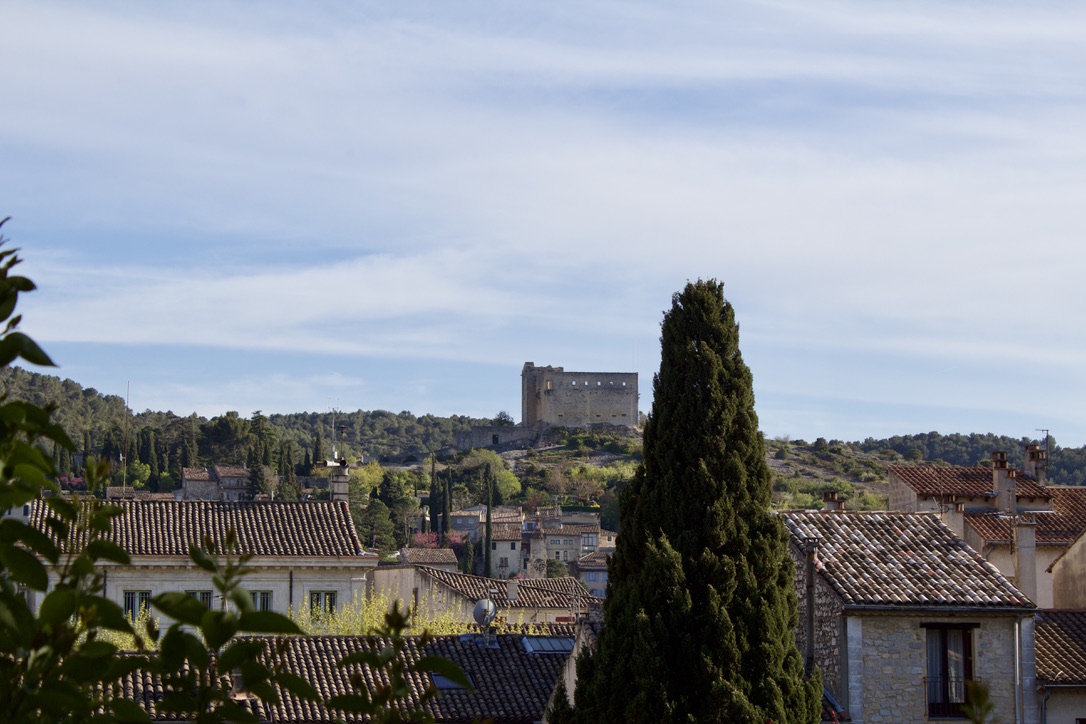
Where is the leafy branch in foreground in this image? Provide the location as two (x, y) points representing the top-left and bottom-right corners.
(0, 217), (475, 723)
(332, 601), (476, 724)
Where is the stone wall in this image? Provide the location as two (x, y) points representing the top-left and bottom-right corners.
(887, 472), (920, 512)
(855, 614), (1024, 724)
(521, 363), (638, 429)
(790, 541), (846, 700)
(1052, 532), (1086, 608)
(455, 424), (538, 451)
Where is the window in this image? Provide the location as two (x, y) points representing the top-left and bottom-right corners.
(925, 624), (975, 717)
(310, 591), (337, 615)
(510, 541), (516, 550)
(186, 590), (213, 610)
(499, 557), (509, 568)
(491, 542), (497, 550)
(522, 636), (574, 654)
(562, 550), (568, 562)
(555, 552), (561, 560)
(586, 572), (599, 582)
(251, 590), (273, 612)
(432, 672), (474, 690)
(124, 590), (152, 619)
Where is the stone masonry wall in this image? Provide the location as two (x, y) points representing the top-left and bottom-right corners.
(521, 363), (637, 429)
(790, 542), (846, 700)
(858, 614), (1020, 724)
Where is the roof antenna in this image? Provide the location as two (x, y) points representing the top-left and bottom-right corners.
(473, 598), (498, 649)
(121, 381), (131, 495)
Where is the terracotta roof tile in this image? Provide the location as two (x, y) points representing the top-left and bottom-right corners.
(401, 548), (459, 565)
(783, 511), (1032, 609)
(491, 523), (523, 541)
(1036, 610), (1086, 685)
(577, 551), (610, 569)
(965, 488), (1086, 545)
(29, 500), (374, 558)
(114, 633), (569, 723)
(416, 566), (598, 609)
(888, 464), (1050, 499)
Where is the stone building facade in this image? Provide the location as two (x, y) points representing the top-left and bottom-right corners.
(784, 508), (1038, 724)
(520, 362), (637, 429)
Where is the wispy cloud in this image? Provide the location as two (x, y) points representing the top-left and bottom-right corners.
(4, 1), (1086, 441)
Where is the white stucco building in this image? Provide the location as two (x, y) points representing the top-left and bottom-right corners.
(25, 499), (378, 617)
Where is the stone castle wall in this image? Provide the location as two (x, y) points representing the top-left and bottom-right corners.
(521, 363), (637, 429)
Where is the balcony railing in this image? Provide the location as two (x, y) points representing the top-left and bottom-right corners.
(925, 677), (973, 718)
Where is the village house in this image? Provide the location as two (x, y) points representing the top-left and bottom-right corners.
(888, 448), (1086, 608)
(371, 564), (599, 625)
(448, 504), (524, 542)
(574, 550), (610, 598)
(784, 506), (1038, 724)
(176, 465), (252, 501)
(1034, 609), (1086, 723)
(491, 522), (524, 577)
(398, 546), (460, 572)
(21, 499), (377, 617)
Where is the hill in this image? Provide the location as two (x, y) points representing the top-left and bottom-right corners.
(1, 367), (1079, 519)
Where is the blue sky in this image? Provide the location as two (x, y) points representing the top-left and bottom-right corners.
(3, 1), (1086, 445)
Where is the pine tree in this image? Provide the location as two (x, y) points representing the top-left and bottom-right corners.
(246, 446), (267, 499)
(573, 280), (820, 723)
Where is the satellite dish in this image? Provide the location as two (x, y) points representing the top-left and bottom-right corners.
(473, 598), (497, 627)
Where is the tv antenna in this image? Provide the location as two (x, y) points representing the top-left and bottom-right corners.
(473, 598), (498, 649)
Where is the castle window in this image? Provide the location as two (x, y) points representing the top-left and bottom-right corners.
(571, 381), (576, 386)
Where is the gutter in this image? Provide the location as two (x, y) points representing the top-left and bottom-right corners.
(842, 604), (1034, 615)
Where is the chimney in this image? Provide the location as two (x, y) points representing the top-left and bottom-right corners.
(941, 500), (966, 538)
(992, 451), (1016, 513)
(822, 491), (844, 512)
(1014, 513), (1038, 603)
(506, 580), (519, 602)
(1024, 444), (1048, 485)
(330, 458), (350, 503)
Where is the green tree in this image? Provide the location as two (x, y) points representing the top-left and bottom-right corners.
(573, 280), (819, 723)
(484, 465), (493, 578)
(545, 558), (567, 578)
(359, 496), (397, 552)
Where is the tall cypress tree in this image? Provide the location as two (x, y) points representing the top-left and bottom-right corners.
(574, 280), (819, 723)
(442, 472), (453, 545)
(428, 454), (443, 538)
(484, 464), (493, 578)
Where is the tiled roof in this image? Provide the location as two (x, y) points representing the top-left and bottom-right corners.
(115, 633), (568, 723)
(401, 548), (459, 565)
(577, 551), (610, 568)
(105, 487), (175, 501)
(783, 511), (1032, 609)
(540, 523), (600, 538)
(451, 506), (523, 523)
(888, 464), (1050, 499)
(213, 465), (250, 479)
(1036, 610), (1086, 685)
(182, 467), (212, 481)
(29, 500), (373, 558)
(492, 523), (523, 541)
(417, 566), (598, 610)
(965, 487), (1086, 546)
